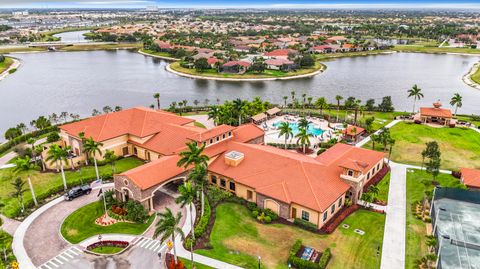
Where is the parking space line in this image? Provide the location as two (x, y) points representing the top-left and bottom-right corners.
(58, 254), (69, 261)
(145, 240), (156, 249)
(72, 246), (83, 254)
(153, 243), (163, 252)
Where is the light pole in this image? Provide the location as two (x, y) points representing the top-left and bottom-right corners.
(258, 256), (261, 269)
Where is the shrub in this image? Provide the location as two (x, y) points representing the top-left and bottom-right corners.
(187, 196), (212, 248)
(319, 248), (332, 269)
(251, 210), (259, 218)
(288, 239), (331, 269)
(46, 132), (60, 143)
(247, 201), (259, 211)
(264, 208), (278, 221)
(264, 216), (272, 223)
(9, 68), (16, 74)
(125, 200), (149, 223)
(294, 218), (318, 232)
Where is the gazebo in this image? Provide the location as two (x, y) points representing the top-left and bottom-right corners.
(417, 101), (454, 126)
(251, 113), (267, 124)
(342, 125), (365, 142)
(266, 107), (282, 118)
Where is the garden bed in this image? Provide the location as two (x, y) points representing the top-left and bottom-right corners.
(86, 240), (129, 255)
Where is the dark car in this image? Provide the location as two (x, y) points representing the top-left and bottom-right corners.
(64, 185), (92, 201)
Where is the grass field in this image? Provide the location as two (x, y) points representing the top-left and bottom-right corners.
(61, 201), (155, 244)
(405, 169), (466, 269)
(376, 172), (391, 203)
(0, 57), (14, 74)
(0, 157), (144, 217)
(194, 121), (206, 128)
(0, 230), (16, 268)
(89, 246), (125, 255)
(179, 258), (215, 269)
(363, 121), (480, 170)
(195, 203), (385, 269)
(140, 49), (178, 60)
(394, 45), (480, 55)
(470, 64), (480, 85)
(169, 61), (324, 79)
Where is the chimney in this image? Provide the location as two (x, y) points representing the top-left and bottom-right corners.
(224, 151), (244, 167)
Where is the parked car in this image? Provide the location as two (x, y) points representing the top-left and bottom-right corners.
(64, 185), (92, 201)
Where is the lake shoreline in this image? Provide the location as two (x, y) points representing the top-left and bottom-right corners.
(463, 62), (480, 90)
(0, 57), (20, 82)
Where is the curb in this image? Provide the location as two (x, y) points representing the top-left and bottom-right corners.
(462, 62), (480, 90)
(0, 57), (21, 82)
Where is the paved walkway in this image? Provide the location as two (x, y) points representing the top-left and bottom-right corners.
(0, 214), (21, 236)
(357, 200), (387, 211)
(0, 151), (17, 169)
(184, 114), (215, 130)
(380, 162), (406, 269)
(356, 120), (401, 148)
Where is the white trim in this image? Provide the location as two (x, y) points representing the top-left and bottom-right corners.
(263, 198), (281, 214)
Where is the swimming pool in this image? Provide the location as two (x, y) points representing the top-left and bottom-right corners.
(273, 122), (324, 136)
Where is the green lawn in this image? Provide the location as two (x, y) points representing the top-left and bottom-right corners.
(470, 64), (480, 85)
(195, 203), (385, 269)
(140, 49), (178, 60)
(169, 61), (324, 79)
(194, 122), (206, 129)
(0, 57), (14, 74)
(363, 121), (480, 170)
(89, 245), (124, 255)
(0, 229), (16, 269)
(376, 172), (390, 203)
(61, 201), (155, 244)
(0, 157), (144, 217)
(394, 45), (480, 55)
(179, 258), (215, 269)
(405, 169), (466, 269)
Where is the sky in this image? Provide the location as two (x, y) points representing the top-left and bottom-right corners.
(1, 0), (480, 9)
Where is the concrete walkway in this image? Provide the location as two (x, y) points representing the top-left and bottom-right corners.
(0, 214), (21, 236)
(0, 151), (17, 169)
(357, 200), (387, 211)
(356, 120), (401, 148)
(184, 114), (215, 130)
(380, 162), (406, 269)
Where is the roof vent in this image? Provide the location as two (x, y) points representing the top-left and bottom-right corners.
(225, 151), (244, 167)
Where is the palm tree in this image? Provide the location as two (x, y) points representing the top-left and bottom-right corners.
(34, 144), (46, 171)
(335, 95), (343, 122)
(104, 150), (118, 174)
(387, 137), (396, 164)
(233, 99), (246, 125)
(298, 117), (309, 130)
(301, 93), (307, 108)
(450, 93), (463, 116)
(283, 96), (288, 108)
(368, 185), (379, 197)
(370, 133), (379, 150)
(315, 97), (328, 115)
(78, 132), (88, 165)
(11, 177), (27, 213)
(296, 128), (312, 154)
(189, 164), (208, 215)
(46, 144), (69, 191)
(83, 137), (104, 181)
(290, 91), (295, 103)
(153, 92), (160, 109)
(353, 99), (362, 124)
(153, 208), (185, 264)
(177, 142), (209, 169)
(277, 122), (293, 149)
(307, 97), (313, 108)
(27, 137), (35, 159)
(176, 181), (197, 241)
(207, 106), (220, 126)
(351, 126), (358, 145)
(407, 84), (424, 114)
(14, 156), (38, 206)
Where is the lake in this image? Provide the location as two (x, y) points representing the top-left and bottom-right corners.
(53, 30), (90, 43)
(1, 49), (479, 136)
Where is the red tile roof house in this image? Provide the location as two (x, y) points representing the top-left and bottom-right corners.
(414, 101), (455, 127)
(59, 107), (387, 230)
(342, 125), (366, 144)
(308, 45), (334, 54)
(219, 61), (251, 74)
(264, 58), (297, 71)
(459, 168), (480, 190)
(263, 49), (298, 60)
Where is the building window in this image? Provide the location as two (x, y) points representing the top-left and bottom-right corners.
(229, 182), (236, 191)
(323, 211), (328, 222)
(338, 198), (343, 207)
(373, 167), (376, 174)
(377, 163), (381, 170)
(211, 175), (217, 184)
(133, 147), (138, 155)
(347, 170), (354, 176)
(301, 210), (310, 221)
(223, 134), (226, 139)
(220, 179), (226, 188)
(122, 147), (129, 156)
(367, 172), (371, 179)
(331, 204), (336, 214)
(216, 136), (220, 142)
(247, 190), (253, 200)
(210, 139), (213, 144)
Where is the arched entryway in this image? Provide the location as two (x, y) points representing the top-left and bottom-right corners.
(146, 177), (187, 212)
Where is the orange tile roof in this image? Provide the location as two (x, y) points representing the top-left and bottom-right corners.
(232, 124), (264, 143)
(460, 167), (480, 188)
(342, 125), (365, 136)
(420, 107), (453, 118)
(187, 125), (236, 142)
(208, 142), (351, 212)
(264, 49), (297, 57)
(60, 107), (194, 141)
(140, 124), (205, 155)
(121, 155), (186, 190)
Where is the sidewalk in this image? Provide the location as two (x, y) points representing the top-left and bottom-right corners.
(357, 200), (386, 211)
(0, 214), (21, 236)
(380, 162), (406, 269)
(356, 120), (401, 148)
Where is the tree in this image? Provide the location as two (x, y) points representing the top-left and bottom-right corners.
(92, 109), (101, 116)
(296, 127), (312, 154)
(250, 57), (266, 73)
(298, 117), (309, 130)
(283, 96), (288, 108)
(83, 137), (104, 181)
(102, 106), (113, 114)
(4, 127), (21, 141)
(207, 106), (220, 126)
(278, 122), (294, 149)
(153, 92), (161, 109)
(34, 116), (51, 130)
(104, 150), (118, 174)
(387, 137), (396, 163)
(353, 99), (362, 124)
(233, 99), (247, 125)
(378, 96), (394, 112)
(114, 106), (122, 112)
(407, 84), (424, 114)
(60, 112), (68, 123)
(365, 99), (376, 112)
(189, 164), (208, 215)
(153, 208), (185, 264)
(368, 185), (379, 197)
(426, 155), (441, 181)
(14, 156), (38, 207)
(299, 54), (314, 67)
(450, 93), (462, 116)
(176, 181), (197, 241)
(364, 117), (375, 134)
(10, 177), (27, 213)
(16, 123), (27, 134)
(194, 58), (209, 71)
(422, 141), (441, 171)
(177, 142), (209, 169)
(335, 95), (343, 122)
(46, 144), (69, 191)
(46, 132), (60, 143)
(315, 97), (328, 115)
(370, 133), (379, 150)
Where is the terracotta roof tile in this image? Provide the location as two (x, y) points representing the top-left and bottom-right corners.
(420, 107), (453, 118)
(460, 167), (480, 188)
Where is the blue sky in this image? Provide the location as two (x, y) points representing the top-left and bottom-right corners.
(2, 0), (480, 9)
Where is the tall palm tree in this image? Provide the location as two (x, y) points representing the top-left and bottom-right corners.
(78, 132), (88, 165)
(189, 164), (208, 215)
(153, 208), (185, 264)
(315, 97), (328, 115)
(407, 84), (424, 114)
(83, 137), (104, 181)
(233, 99), (246, 125)
(298, 117), (309, 130)
(207, 106), (220, 126)
(335, 95), (343, 122)
(34, 144), (46, 171)
(290, 91), (295, 103)
(153, 92), (160, 109)
(104, 150), (118, 174)
(450, 93), (463, 116)
(176, 181), (197, 241)
(46, 144), (69, 191)
(177, 142), (209, 169)
(353, 99), (362, 124)
(277, 122), (293, 149)
(283, 96), (288, 108)
(301, 93), (307, 109)
(11, 177), (27, 213)
(296, 128), (312, 154)
(14, 156), (38, 206)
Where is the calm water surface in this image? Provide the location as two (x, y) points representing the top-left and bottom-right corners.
(53, 30), (90, 43)
(0, 50), (479, 135)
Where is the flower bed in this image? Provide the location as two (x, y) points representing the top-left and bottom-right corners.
(165, 253), (186, 269)
(95, 214), (117, 226)
(320, 205), (360, 234)
(86, 240), (129, 254)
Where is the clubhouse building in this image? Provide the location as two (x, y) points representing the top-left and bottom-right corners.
(59, 107), (386, 229)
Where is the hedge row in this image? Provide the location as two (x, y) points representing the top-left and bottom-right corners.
(0, 126), (59, 155)
(186, 196), (211, 248)
(287, 239), (331, 269)
(293, 218), (318, 232)
(320, 205), (360, 234)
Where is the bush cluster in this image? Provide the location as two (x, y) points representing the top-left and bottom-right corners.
(287, 239), (331, 269)
(247, 201), (278, 224)
(0, 126), (59, 155)
(185, 197), (212, 248)
(293, 218), (318, 232)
